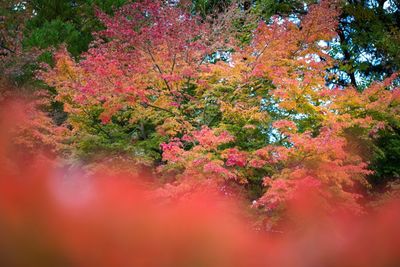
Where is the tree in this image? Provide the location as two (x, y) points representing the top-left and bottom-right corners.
(331, 0), (400, 88)
(39, 0), (400, 221)
(0, 0), (37, 88)
(24, 0), (128, 57)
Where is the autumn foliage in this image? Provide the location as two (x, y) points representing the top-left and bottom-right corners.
(1, 0), (400, 265)
(29, 0), (400, 224)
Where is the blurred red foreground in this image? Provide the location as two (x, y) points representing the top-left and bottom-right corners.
(0, 101), (400, 267)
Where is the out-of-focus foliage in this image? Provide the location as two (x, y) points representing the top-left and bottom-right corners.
(1, 104), (400, 266)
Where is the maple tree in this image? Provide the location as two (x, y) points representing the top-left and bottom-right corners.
(36, 0), (400, 220)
